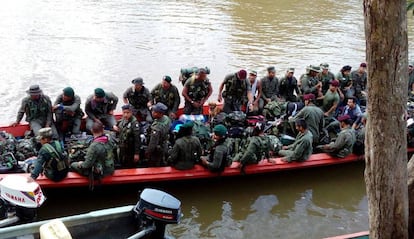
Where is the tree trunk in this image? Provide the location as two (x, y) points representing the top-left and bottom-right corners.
(363, 0), (408, 238)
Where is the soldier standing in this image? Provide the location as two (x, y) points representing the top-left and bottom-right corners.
(201, 124), (229, 172)
(318, 63), (335, 94)
(145, 103), (171, 167)
(30, 127), (68, 182)
(123, 77), (153, 122)
(300, 65), (322, 100)
(218, 69), (254, 113)
(259, 66), (280, 110)
(279, 68), (300, 102)
(151, 75), (180, 119)
(85, 88), (118, 132)
(53, 87), (83, 137)
(167, 122), (202, 170)
(317, 115), (356, 158)
(12, 85), (57, 138)
(113, 104), (141, 168)
(182, 68), (213, 115)
(350, 63), (368, 106)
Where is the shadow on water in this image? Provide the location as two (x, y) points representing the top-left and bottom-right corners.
(40, 161), (368, 239)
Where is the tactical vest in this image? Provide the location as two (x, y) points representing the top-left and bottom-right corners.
(148, 116), (170, 144)
(126, 87), (150, 109)
(42, 141), (68, 172)
(25, 96), (50, 121)
(223, 75), (247, 99)
(187, 77), (210, 101)
(152, 85), (176, 109)
(119, 117), (139, 146)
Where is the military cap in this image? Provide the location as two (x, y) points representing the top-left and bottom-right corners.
(330, 80), (340, 87)
(94, 88), (106, 98)
(267, 66), (276, 72)
(213, 124), (227, 137)
(287, 68), (295, 73)
(342, 65), (352, 71)
(303, 93), (315, 100)
(338, 114), (351, 122)
(249, 70), (257, 76)
(63, 87), (74, 98)
(26, 85), (42, 95)
(152, 102), (168, 113)
(320, 63), (330, 70)
(131, 77), (144, 85)
(360, 63), (367, 68)
(237, 69), (247, 80)
(180, 121), (194, 129)
(309, 65), (321, 73)
(121, 104), (134, 111)
(38, 127), (53, 139)
(163, 75), (172, 83)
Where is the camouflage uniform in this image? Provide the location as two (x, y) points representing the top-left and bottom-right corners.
(279, 130), (313, 162)
(337, 72), (354, 98)
(31, 141), (68, 182)
(151, 83), (180, 115)
(238, 135), (270, 166)
(70, 135), (115, 177)
(54, 94), (83, 135)
(291, 104), (324, 145)
(16, 95), (57, 137)
(116, 116), (141, 168)
(319, 127), (356, 158)
(204, 138), (228, 172)
(183, 76), (212, 115)
(351, 70), (367, 105)
(300, 74), (319, 96)
(146, 115), (171, 167)
(221, 73), (251, 113)
(123, 86), (153, 122)
(168, 135), (202, 170)
(318, 71), (335, 94)
(279, 76), (300, 102)
(84, 92), (118, 131)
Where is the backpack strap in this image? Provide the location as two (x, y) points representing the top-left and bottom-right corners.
(42, 142), (63, 161)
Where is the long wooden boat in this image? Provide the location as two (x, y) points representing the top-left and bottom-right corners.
(0, 104), (388, 189)
(324, 231), (369, 239)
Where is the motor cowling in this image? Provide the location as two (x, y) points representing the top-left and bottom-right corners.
(0, 175), (46, 208)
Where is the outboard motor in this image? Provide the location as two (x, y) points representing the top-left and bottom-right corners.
(133, 188), (181, 239)
(0, 175), (46, 227)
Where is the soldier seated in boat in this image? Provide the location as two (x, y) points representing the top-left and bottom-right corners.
(30, 127), (69, 182)
(123, 77), (153, 122)
(113, 104), (141, 168)
(84, 88), (118, 132)
(70, 122), (115, 178)
(12, 85), (58, 138)
(167, 122), (202, 170)
(218, 69), (254, 114)
(279, 119), (313, 162)
(150, 76), (181, 120)
(317, 115), (356, 158)
(52, 87), (83, 138)
(182, 68), (213, 115)
(201, 124), (229, 173)
(236, 122), (272, 173)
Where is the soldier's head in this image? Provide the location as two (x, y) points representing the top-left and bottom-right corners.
(329, 80), (340, 92)
(248, 71), (257, 83)
(62, 87), (75, 101)
(303, 94), (315, 106)
(347, 97), (357, 109)
(338, 115), (353, 129)
(286, 68), (295, 78)
(267, 66), (276, 78)
(26, 85), (42, 100)
(341, 65), (352, 76)
(178, 121), (194, 137)
(359, 63), (367, 73)
(131, 77), (144, 91)
(196, 68), (208, 81)
(151, 102), (167, 119)
(94, 88), (106, 102)
(91, 122), (104, 136)
(37, 127), (52, 144)
(162, 75), (172, 89)
(122, 104), (135, 120)
(295, 119), (307, 133)
(309, 65), (321, 77)
(320, 63), (330, 74)
(213, 124), (227, 141)
(237, 69), (247, 81)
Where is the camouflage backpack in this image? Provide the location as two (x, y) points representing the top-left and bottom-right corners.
(263, 101), (287, 120)
(15, 137), (39, 161)
(225, 111), (246, 127)
(267, 135), (282, 154)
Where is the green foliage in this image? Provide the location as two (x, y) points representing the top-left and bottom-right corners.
(409, 0), (414, 15)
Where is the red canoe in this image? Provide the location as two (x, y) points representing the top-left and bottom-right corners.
(0, 104), (375, 189)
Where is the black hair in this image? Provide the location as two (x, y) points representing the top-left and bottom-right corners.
(295, 118), (308, 129)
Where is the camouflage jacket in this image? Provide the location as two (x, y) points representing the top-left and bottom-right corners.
(81, 135), (115, 176)
(146, 115), (171, 154)
(54, 94), (83, 119)
(117, 116), (141, 154)
(85, 92), (118, 120)
(151, 83), (180, 113)
(31, 141), (68, 181)
(239, 135), (270, 166)
(222, 73), (251, 100)
(16, 95), (53, 125)
(123, 86), (152, 110)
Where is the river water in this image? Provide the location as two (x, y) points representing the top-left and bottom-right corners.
(1, 0), (414, 238)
